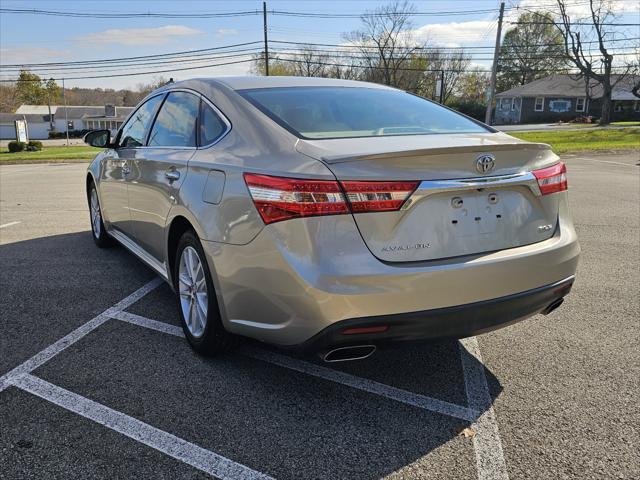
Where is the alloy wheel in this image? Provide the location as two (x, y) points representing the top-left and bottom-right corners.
(90, 188), (101, 239)
(178, 246), (208, 338)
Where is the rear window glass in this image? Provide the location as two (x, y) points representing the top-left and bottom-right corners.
(239, 87), (488, 139)
(200, 102), (228, 146)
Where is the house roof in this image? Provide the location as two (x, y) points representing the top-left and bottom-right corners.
(13, 105), (134, 120)
(496, 74), (640, 100)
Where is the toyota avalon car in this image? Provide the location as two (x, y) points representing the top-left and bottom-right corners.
(84, 77), (579, 362)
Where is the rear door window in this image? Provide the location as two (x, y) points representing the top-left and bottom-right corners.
(119, 95), (163, 148)
(148, 91), (200, 147)
(199, 101), (228, 147)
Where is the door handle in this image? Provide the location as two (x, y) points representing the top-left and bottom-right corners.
(165, 169), (180, 182)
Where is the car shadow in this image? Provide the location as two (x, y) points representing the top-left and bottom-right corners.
(1, 230), (503, 479)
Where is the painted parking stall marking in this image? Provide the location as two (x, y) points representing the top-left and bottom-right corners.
(0, 221), (21, 229)
(1, 275), (510, 480)
(12, 374), (273, 480)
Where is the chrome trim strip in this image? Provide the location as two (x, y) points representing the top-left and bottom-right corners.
(108, 229), (169, 281)
(402, 172), (541, 210)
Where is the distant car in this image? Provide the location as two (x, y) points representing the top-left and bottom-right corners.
(85, 77), (579, 362)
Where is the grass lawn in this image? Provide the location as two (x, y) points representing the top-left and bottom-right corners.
(0, 145), (101, 164)
(611, 121), (640, 127)
(510, 127), (640, 153)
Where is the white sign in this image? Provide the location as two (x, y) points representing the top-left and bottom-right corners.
(15, 120), (28, 142)
(435, 79), (442, 100)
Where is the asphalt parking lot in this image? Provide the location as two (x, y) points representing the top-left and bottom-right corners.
(0, 152), (638, 480)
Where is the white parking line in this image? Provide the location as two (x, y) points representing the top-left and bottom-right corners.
(112, 310), (185, 337)
(3, 278), (509, 480)
(110, 311), (479, 422)
(12, 374), (273, 480)
(0, 221), (21, 229)
(0, 278), (162, 393)
(460, 337), (509, 480)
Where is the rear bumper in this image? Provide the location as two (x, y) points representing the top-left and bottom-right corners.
(296, 276), (574, 352)
(201, 203), (579, 347)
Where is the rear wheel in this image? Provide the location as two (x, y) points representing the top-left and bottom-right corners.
(174, 230), (236, 355)
(88, 183), (113, 248)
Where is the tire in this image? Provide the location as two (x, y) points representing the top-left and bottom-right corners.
(88, 182), (114, 248)
(173, 229), (236, 355)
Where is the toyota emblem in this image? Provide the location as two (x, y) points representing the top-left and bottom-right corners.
(475, 154), (496, 174)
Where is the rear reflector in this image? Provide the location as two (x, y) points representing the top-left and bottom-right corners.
(342, 325), (389, 335)
(243, 173), (349, 224)
(244, 174), (419, 224)
(532, 162), (568, 195)
(341, 181), (420, 213)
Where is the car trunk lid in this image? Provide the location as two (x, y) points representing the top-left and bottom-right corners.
(296, 132), (562, 263)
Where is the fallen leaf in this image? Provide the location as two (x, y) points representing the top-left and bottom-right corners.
(458, 427), (476, 439)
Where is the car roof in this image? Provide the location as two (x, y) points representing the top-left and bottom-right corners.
(190, 76), (396, 91)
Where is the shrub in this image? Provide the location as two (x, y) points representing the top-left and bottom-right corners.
(447, 99), (487, 122)
(27, 140), (43, 151)
(48, 130), (87, 139)
(7, 141), (26, 152)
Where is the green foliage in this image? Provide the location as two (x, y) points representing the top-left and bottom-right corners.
(497, 12), (568, 92)
(7, 141), (26, 152)
(511, 127), (640, 153)
(27, 141), (43, 151)
(15, 70), (61, 106)
(48, 130), (87, 139)
(447, 99), (487, 121)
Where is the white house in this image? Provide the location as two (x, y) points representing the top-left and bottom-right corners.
(0, 104), (134, 140)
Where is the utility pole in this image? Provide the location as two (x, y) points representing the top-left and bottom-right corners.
(62, 78), (69, 146)
(485, 1), (505, 125)
(263, 1), (269, 76)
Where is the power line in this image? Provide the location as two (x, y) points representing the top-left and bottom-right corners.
(273, 56), (634, 73)
(0, 49), (263, 72)
(0, 41), (263, 68)
(267, 48), (637, 62)
(268, 38), (640, 51)
(0, 58), (255, 83)
(0, 7), (261, 18)
(0, 52), (262, 76)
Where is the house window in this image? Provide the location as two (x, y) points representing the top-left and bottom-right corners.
(534, 97), (544, 112)
(511, 98), (517, 111)
(498, 98), (507, 110)
(576, 97), (586, 112)
(614, 103), (622, 113)
(635, 101), (640, 112)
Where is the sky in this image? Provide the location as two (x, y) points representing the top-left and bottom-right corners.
(0, 0), (638, 91)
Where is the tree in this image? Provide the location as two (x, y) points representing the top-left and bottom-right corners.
(16, 71), (60, 130)
(16, 70), (46, 104)
(497, 12), (568, 92)
(250, 53), (296, 76)
(345, 1), (423, 90)
(551, 0), (634, 124)
(44, 78), (61, 131)
(455, 68), (491, 103)
(421, 49), (471, 103)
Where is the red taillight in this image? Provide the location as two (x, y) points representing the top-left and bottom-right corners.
(533, 162), (568, 195)
(341, 181), (420, 213)
(243, 174), (419, 224)
(243, 173), (349, 224)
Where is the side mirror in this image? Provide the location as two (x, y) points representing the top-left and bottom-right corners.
(84, 129), (111, 148)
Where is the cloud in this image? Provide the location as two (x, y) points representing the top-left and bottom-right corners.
(413, 20), (497, 47)
(0, 46), (70, 65)
(77, 25), (203, 46)
(215, 28), (238, 38)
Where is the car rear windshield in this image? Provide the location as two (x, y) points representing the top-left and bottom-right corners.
(239, 86), (489, 139)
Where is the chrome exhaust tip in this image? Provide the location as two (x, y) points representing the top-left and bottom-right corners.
(541, 297), (564, 315)
(322, 345), (377, 363)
